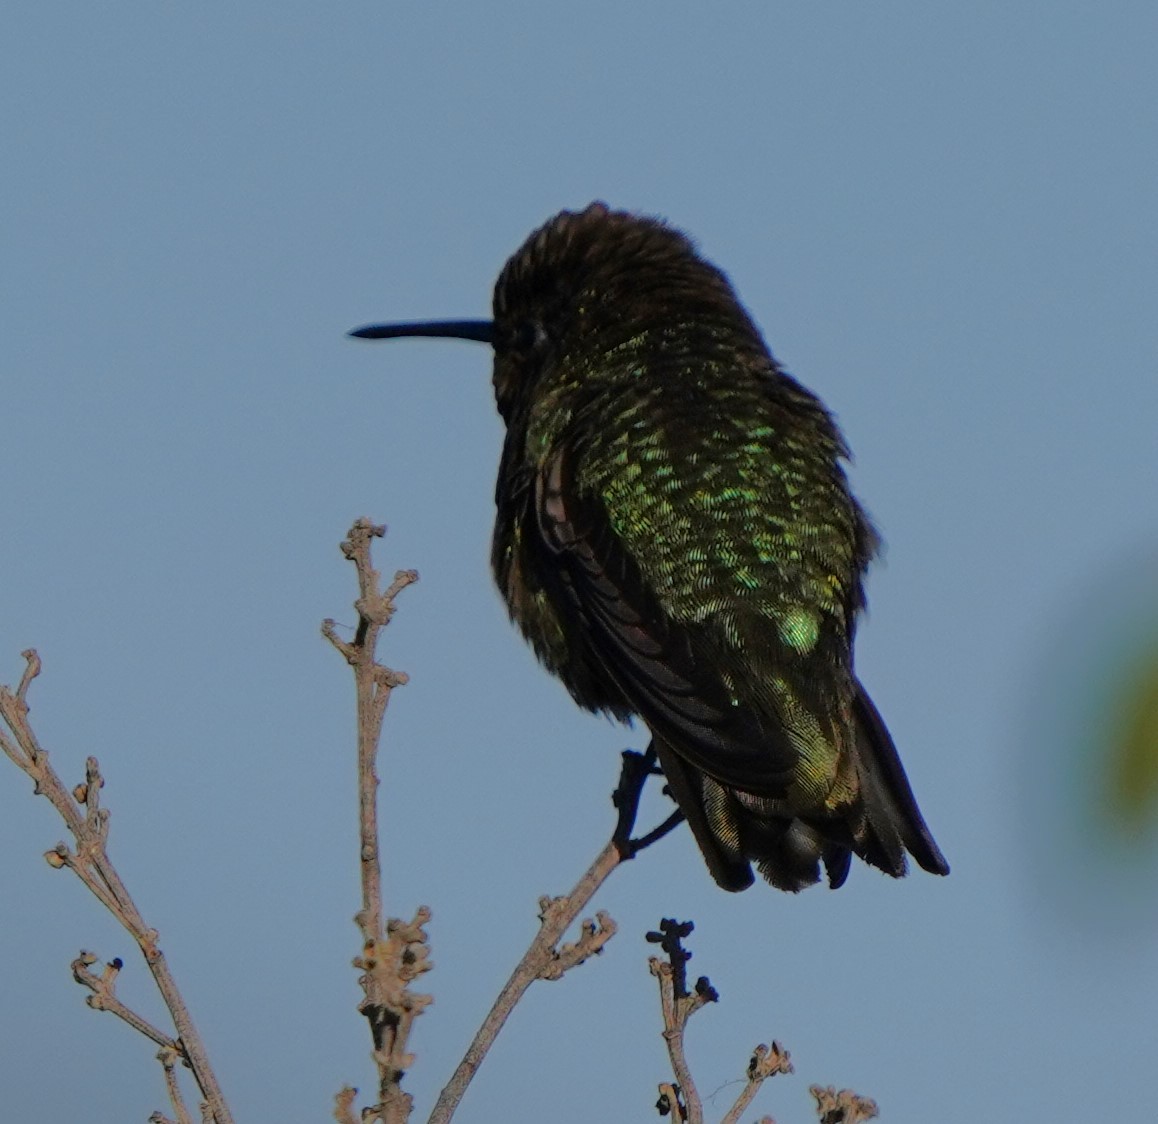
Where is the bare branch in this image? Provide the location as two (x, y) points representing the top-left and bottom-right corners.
(16, 647), (41, 702)
(427, 839), (620, 1124)
(0, 653), (233, 1124)
(647, 921), (801, 1124)
(647, 919), (718, 1124)
(326, 519), (425, 1124)
(333, 1085), (360, 1124)
(323, 518), (418, 951)
(356, 907), (435, 1122)
(810, 1085), (879, 1124)
(538, 909), (617, 980)
(72, 952), (179, 1050)
(719, 1042), (793, 1124)
(156, 1046), (194, 1124)
(428, 748), (677, 1124)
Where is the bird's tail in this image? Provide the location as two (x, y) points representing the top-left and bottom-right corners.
(649, 684), (949, 892)
(652, 737), (849, 893)
(846, 681), (950, 879)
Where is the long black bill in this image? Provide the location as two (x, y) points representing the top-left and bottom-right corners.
(348, 319), (494, 344)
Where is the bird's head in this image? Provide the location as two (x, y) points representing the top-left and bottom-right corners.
(350, 202), (759, 421)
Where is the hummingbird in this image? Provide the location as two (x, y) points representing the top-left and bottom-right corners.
(351, 202), (949, 892)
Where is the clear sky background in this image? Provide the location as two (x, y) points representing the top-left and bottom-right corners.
(3, 4), (1157, 1122)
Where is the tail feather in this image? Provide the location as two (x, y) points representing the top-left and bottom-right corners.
(654, 737), (845, 893)
(648, 682), (948, 892)
(851, 682), (950, 877)
(651, 738), (754, 892)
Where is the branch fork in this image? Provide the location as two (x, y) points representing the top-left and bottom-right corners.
(647, 918), (800, 1124)
(0, 651), (232, 1123)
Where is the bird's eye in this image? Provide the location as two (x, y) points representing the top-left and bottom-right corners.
(514, 320), (548, 353)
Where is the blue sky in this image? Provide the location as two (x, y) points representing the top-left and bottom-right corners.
(3, 4), (1157, 1122)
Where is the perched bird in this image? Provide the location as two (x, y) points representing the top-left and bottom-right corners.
(351, 203), (949, 892)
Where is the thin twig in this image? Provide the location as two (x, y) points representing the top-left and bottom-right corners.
(648, 923), (795, 1124)
(156, 1046), (194, 1124)
(355, 907), (434, 1109)
(333, 1086), (359, 1124)
(322, 519), (418, 946)
(647, 918), (719, 1124)
(324, 518), (426, 1124)
(718, 1043), (793, 1124)
(72, 952), (180, 1050)
(0, 651), (233, 1124)
(427, 749), (682, 1124)
(426, 840), (619, 1124)
(538, 909), (617, 980)
(810, 1085), (879, 1124)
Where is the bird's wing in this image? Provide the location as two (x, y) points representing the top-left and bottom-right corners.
(535, 444), (799, 792)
